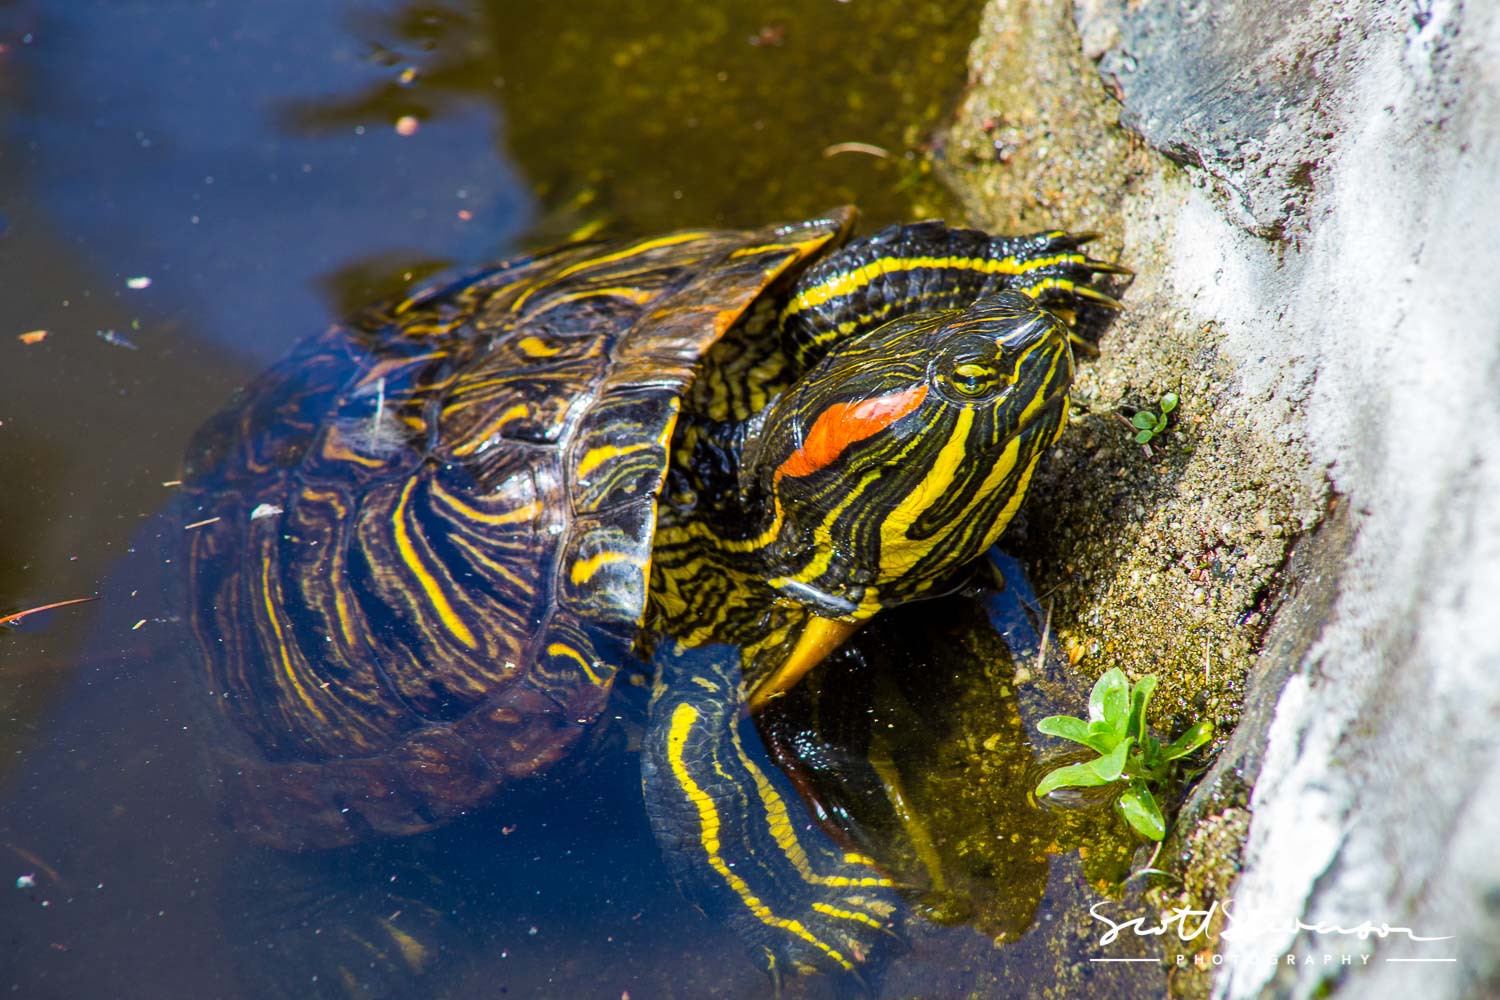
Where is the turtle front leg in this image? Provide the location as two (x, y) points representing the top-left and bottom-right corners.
(641, 638), (906, 984)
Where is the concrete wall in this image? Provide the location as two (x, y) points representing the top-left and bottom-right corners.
(1088, 0), (1500, 995)
(948, 0), (1500, 995)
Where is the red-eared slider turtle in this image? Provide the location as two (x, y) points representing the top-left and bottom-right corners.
(182, 207), (1123, 987)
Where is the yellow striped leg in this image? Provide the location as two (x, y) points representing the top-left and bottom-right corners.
(641, 638), (905, 984)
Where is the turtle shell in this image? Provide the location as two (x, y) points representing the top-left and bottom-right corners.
(182, 210), (854, 850)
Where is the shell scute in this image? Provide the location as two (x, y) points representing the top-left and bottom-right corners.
(185, 212), (854, 847)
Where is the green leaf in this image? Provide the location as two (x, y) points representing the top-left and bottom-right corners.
(1085, 719), (1120, 753)
(1140, 734), (1162, 766)
(1036, 759), (1114, 797)
(1037, 714), (1092, 747)
(1160, 392), (1179, 415)
(1163, 720), (1215, 761)
(1129, 674), (1158, 744)
(1036, 737), (1134, 797)
(1117, 780), (1166, 840)
(1134, 428), (1154, 444)
(1088, 668), (1126, 723)
(1132, 410), (1157, 430)
(1094, 736), (1133, 782)
(1090, 668), (1130, 733)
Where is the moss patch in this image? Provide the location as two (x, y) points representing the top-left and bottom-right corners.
(936, 0), (1329, 992)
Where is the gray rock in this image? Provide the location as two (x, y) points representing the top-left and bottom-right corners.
(1080, 0), (1500, 997)
(1078, 0), (1379, 239)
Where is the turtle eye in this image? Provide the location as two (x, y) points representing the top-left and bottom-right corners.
(948, 361), (999, 398)
(932, 336), (1010, 402)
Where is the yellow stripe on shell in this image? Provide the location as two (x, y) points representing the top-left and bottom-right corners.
(631, 403), (678, 620)
(516, 336), (561, 357)
(445, 403), (529, 456)
(391, 478), (478, 649)
(330, 550), (361, 652)
(577, 441), (655, 480)
(259, 553), (329, 724)
(427, 479), (544, 526)
(351, 352), (446, 389)
(522, 285), (659, 315)
(320, 430), (396, 468)
(294, 488), (362, 650)
(728, 230), (846, 261)
(509, 233), (712, 312)
(546, 641), (605, 686)
(568, 549), (640, 587)
(445, 533), (536, 594)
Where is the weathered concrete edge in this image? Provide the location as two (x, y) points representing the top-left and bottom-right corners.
(1079, 0), (1500, 996)
(1173, 494), (1353, 825)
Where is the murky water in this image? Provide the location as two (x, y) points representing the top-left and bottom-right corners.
(1, 2), (1158, 996)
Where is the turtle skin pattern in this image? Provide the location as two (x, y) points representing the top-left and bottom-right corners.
(183, 213), (854, 850)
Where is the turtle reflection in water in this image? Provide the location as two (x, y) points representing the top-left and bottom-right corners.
(182, 206), (1124, 991)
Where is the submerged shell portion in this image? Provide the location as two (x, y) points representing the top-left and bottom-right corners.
(183, 211), (853, 849)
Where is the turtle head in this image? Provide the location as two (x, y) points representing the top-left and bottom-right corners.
(743, 289), (1074, 619)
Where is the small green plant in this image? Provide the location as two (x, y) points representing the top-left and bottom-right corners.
(1034, 668), (1213, 840)
(1131, 392), (1179, 444)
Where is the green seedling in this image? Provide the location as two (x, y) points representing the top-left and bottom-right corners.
(1034, 667), (1213, 841)
(1131, 392), (1178, 444)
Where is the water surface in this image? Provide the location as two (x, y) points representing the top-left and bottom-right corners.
(0, 2), (1157, 996)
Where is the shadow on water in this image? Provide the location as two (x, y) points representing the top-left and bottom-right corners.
(1, 1), (1165, 996)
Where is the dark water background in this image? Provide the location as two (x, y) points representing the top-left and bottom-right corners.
(0, 2), (1156, 997)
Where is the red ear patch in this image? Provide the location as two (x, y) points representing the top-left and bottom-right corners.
(776, 384), (929, 479)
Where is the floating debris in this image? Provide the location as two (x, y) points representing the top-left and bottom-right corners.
(161, 479), (182, 487)
(749, 24), (787, 47)
(249, 503), (284, 521)
(183, 516), (221, 530)
(97, 329), (139, 350)
(125, 276), (152, 290)
(395, 115), (420, 136)
(397, 66), (419, 86)
(18, 330), (48, 345)
(1, 597), (98, 628)
(5, 844), (63, 887)
(131, 619), (147, 631)
(15, 874), (35, 890)
(822, 141), (891, 159)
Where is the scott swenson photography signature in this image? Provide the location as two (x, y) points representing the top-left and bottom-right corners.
(1087, 899), (1455, 969)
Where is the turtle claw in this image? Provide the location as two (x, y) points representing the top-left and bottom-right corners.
(1067, 331), (1102, 358)
(1003, 231), (1130, 311)
(1071, 283), (1126, 310)
(1021, 278), (1125, 311)
(1084, 259), (1134, 277)
(1047, 230), (1102, 249)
